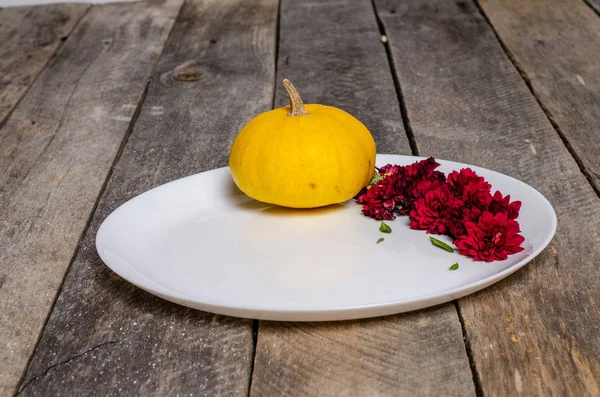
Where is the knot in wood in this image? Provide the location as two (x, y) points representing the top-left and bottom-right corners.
(172, 64), (205, 82)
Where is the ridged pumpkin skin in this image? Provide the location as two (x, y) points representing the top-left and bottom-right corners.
(229, 101), (376, 208)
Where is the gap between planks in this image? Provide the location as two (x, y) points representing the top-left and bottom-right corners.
(16, 81), (150, 396)
(0, 0), (188, 394)
(584, 0), (600, 16)
(454, 301), (485, 397)
(248, 0), (280, 393)
(18, 0), (278, 395)
(16, 2), (188, 390)
(0, 5), (90, 130)
(374, 0), (600, 395)
(371, 1), (484, 395)
(249, 1), (473, 396)
(370, 0), (419, 156)
(472, 0), (600, 200)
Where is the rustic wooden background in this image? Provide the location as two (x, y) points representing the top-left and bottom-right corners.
(1, 0), (599, 396)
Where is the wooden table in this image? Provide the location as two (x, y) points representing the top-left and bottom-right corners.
(1, 0), (599, 395)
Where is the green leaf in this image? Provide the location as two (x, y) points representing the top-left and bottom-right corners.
(449, 263), (459, 271)
(380, 222), (392, 233)
(429, 236), (454, 253)
(376, 237), (384, 244)
(369, 172), (385, 186)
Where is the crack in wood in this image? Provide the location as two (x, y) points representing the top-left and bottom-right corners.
(14, 80), (151, 397)
(17, 341), (120, 395)
(15, 1), (274, 395)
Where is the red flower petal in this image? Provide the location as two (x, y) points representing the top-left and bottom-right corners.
(489, 190), (522, 219)
(357, 158), (524, 262)
(454, 211), (525, 261)
(409, 185), (463, 235)
(447, 168), (492, 210)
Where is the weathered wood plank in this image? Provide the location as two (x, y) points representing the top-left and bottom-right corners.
(250, 1), (475, 396)
(0, 0), (183, 395)
(479, 0), (600, 193)
(377, 0), (600, 395)
(252, 306), (474, 397)
(272, 0), (409, 153)
(19, 0), (278, 395)
(0, 4), (89, 126)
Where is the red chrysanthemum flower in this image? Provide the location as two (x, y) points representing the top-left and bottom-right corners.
(356, 166), (405, 220)
(356, 185), (396, 220)
(488, 190), (521, 220)
(454, 211), (525, 262)
(398, 158), (446, 213)
(405, 157), (443, 179)
(447, 168), (492, 210)
(379, 164), (403, 175)
(409, 185), (464, 234)
(400, 176), (445, 213)
(447, 207), (483, 238)
(357, 157), (525, 262)
(357, 158), (447, 218)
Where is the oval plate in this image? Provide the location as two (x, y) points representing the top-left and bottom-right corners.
(96, 154), (556, 321)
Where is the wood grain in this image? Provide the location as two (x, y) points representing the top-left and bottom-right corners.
(252, 307), (475, 397)
(273, 0), (409, 153)
(250, 1), (475, 396)
(0, 0), (183, 395)
(18, 0), (277, 395)
(0, 4), (89, 127)
(377, 0), (600, 395)
(479, 0), (600, 193)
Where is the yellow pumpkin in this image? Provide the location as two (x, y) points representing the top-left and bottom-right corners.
(229, 79), (376, 208)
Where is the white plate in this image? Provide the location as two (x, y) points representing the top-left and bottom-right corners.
(96, 154), (556, 321)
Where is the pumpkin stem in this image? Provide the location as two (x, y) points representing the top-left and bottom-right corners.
(282, 79), (308, 116)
